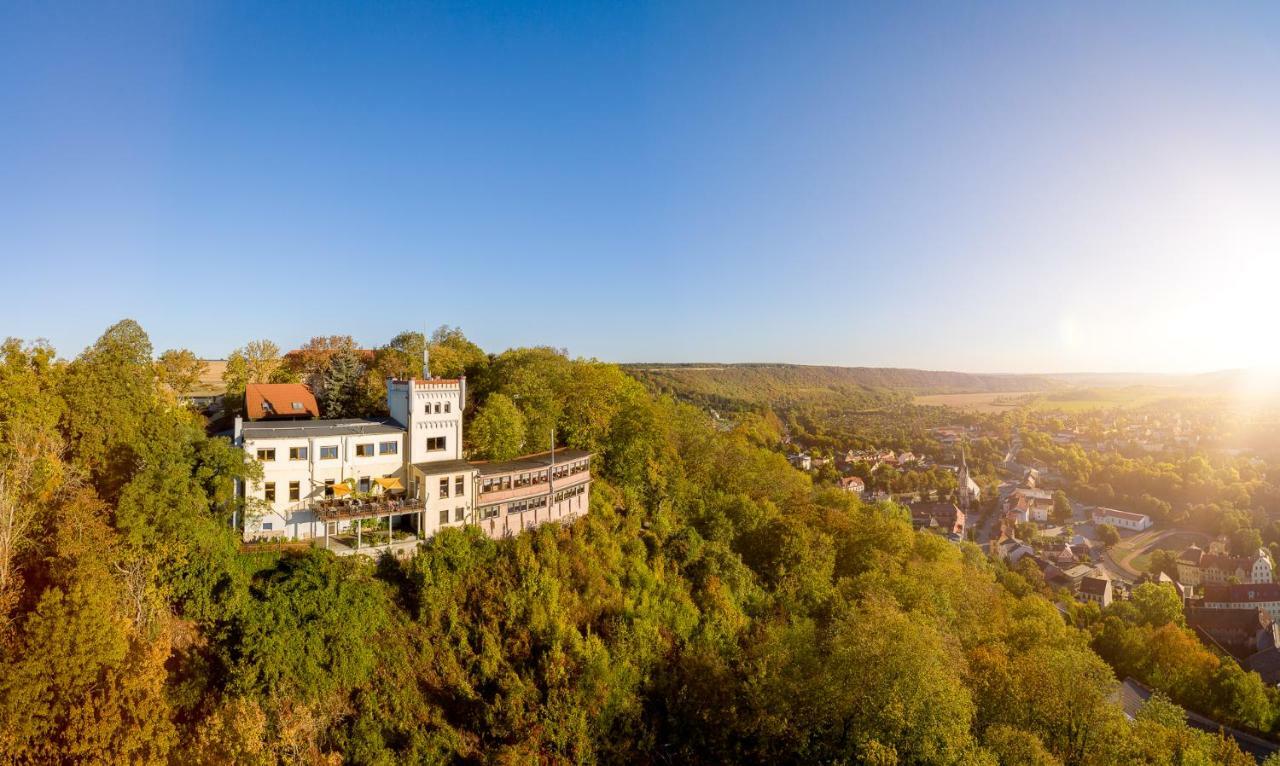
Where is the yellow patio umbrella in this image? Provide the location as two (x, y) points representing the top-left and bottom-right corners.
(374, 477), (404, 492)
(331, 483), (351, 497)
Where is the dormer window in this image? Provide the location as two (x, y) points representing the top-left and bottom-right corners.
(291, 401), (304, 411)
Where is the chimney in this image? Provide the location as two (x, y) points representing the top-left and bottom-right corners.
(233, 415), (243, 445)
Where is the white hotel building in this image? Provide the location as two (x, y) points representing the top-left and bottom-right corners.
(235, 376), (591, 554)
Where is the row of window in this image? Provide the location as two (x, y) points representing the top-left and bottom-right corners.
(482, 475), (515, 493)
(473, 484), (587, 520)
(479, 459), (590, 493)
(425, 401), (452, 414)
(553, 485), (587, 503)
(437, 507), (466, 524)
(553, 459), (590, 479)
(507, 496), (549, 515)
(263, 481), (302, 502)
(438, 475), (467, 499)
(513, 471), (550, 489)
(256, 441), (397, 462)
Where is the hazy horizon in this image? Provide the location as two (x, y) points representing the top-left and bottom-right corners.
(4, 2), (1279, 373)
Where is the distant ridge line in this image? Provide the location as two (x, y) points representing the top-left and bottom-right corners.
(623, 363), (1061, 396)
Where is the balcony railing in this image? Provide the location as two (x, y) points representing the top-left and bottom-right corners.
(313, 495), (425, 522)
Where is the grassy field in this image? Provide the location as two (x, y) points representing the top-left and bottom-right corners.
(193, 359), (228, 396)
(917, 385), (1205, 414)
(1021, 386), (1185, 413)
(912, 391), (1038, 413)
(1124, 530), (1208, 574)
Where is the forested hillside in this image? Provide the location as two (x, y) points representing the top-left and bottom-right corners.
(628, 363), (1059, 405)
(0, 321), (1266, 764)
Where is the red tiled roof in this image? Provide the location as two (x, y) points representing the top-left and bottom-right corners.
(1200, 553), (1259, 573)
(245, 383), (319, 421)
(908, 502), (965, 535)
(1177, 545), (1204, 565)
(1186, 606), (1270, 633)
(1203, 583), (1280, 603)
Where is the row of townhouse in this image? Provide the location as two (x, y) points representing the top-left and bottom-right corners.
(1176, 545), (1274, 587)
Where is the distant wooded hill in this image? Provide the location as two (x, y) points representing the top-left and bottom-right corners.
(625, 363), (1063, 404)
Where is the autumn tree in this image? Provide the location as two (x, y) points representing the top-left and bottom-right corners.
(283, 335), (358, 383)
(0, 490), (177, 763)
(377, 330), (427, 380)
(428, 325), (488, 379)
(223, 339), (283, 403)
(1128, 582), (1186, 628)
(0, 338), (65, 639)
(61, 319), (159, 501)
(155, 348), (208, 399)
(376, 326), (487, 382)
(1230, 526), (1264, 556)
(1051, 490), (1072, 524)
(469, 393), (526, 460)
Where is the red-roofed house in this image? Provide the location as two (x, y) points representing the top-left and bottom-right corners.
(839, 476), (865, 494)
(245, 383), (320, 421)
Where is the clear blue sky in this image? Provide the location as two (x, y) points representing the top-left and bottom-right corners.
(3, 2), (1279, 373)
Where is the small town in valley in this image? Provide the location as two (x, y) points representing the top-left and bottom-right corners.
(773, 394), (1280, 759)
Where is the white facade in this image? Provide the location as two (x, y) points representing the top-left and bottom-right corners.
(241, 420), (406, 540)
(237, 376), (592, 548)
(1092, 507), (1152, 531)
(1192, 550), (1274, 586)
(386, 378), (466, 466)
(1255, 556), (1274, 583)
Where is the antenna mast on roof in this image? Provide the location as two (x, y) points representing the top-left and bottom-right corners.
(422, 323), (430, 380)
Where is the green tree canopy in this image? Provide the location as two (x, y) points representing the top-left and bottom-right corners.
(317, 347), (367, 418)
(469, 393), (526, 460)
(154, 348), (208, 399)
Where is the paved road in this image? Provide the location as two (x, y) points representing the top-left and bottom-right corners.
(973, 506), (1004, 553)
(1100, 547), (1139, 584)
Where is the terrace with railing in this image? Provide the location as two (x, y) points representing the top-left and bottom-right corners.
(312, 495), (425, 522)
